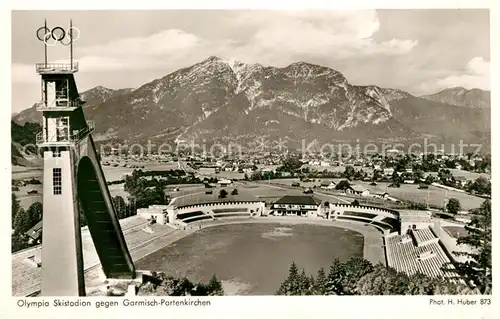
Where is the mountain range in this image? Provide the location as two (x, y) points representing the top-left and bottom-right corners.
(12, 56), (491, 151)
(420, 87), (490, 108)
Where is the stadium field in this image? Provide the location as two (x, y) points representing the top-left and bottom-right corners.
(135, 222), (364, 295)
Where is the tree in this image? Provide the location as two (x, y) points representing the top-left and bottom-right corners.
(351, 199), (360, 206)
(277, 258), (478, 296)
(137, 272), (224, 296)
(276, 262), (301, 295)
(342, 166), (356, 180)
(207, 274), (224, 296)
(454, 200), (492, 294)
(467, 177), (491, 195)
(325, 258), (344, 295)
(438, 169), (453, 184)
(112, 196), (127, 219)
(231, 189), (238, 195)
(391, 171), (401, 185)
(314, 268), (327, 295)
(13, 208), (32, 235)
(12, 193), (20, 229)
(424, 174), (435, 185)
(12, 201), (42, 236)
(335, 180), (351, 190)
(12, 233), (30, 253)
(412, 170), (424, 183)
(218, 189), (228, 199)
(340, 257), (373, 294)
(277, 157), (302, 173)
(26, 202), (43, 224)
(446, 198), (461, 215)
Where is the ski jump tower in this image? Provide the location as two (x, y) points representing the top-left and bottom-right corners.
(36, 21), (136, 296)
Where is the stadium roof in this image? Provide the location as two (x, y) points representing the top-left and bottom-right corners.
(274, 195), (321, 206)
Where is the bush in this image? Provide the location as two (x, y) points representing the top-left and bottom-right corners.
(231, 189), (238, 195)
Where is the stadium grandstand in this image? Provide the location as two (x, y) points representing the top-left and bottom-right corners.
(385, 227), (459, 280)
(12, 215), (177, 296)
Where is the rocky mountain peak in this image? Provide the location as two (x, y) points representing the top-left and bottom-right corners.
(12, 56), (490, 149)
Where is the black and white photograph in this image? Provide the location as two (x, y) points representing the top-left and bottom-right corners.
(5, 5), (494, 315)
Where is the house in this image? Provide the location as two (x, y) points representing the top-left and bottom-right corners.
(454, 176), (468, 187)
(320, 181), (336, 190)
(374, 192), (390, 200)
(383, 168), (395, 176)
(217, 179), (232, 186)
(271, 195), (322, 217)
(345, 185), (370, 197)
(25, 220), (43, 244)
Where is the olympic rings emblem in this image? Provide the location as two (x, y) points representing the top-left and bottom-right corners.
(36, 26), (80, 46)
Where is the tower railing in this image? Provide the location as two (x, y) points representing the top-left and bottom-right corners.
(36, 99), (84, 110)
(36, 120), (95, 145)
(36, 62), (79, 74)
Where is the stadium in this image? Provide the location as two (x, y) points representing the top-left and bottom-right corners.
(12, 190), (469, 296)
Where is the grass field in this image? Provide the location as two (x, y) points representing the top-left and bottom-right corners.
(170, 182), (297, 206)
(443, 226), (469, 239)
(12, 166), (43, 181)
(268, 178), (484, 210)
(448, 169), (490, 181)
(135, 223), (363, 295)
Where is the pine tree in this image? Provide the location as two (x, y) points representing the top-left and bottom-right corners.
(342, 257), (374, 295)
(326, 259), (344, 295)
(207, 274), (224, 296)
(298, 269), (310, 295)
(276, 261), (300, 295)
(454, 199), (492, 294)
(314, 267), (327, 295)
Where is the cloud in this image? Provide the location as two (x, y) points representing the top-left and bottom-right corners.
(11, 63), (39, 84)
(225, 10), (417, 63)
(435, 57), (490, 91)
(11, 10), (418, 84)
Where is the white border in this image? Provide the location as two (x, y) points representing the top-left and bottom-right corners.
(1, 1), (497, 319)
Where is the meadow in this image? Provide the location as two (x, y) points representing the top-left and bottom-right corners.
(268, 178), (484, 210)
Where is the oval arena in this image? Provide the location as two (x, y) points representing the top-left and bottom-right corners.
(12, 195), (463, 296)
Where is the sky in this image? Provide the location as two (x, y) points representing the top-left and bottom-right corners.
(11, 9), (490, 113)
